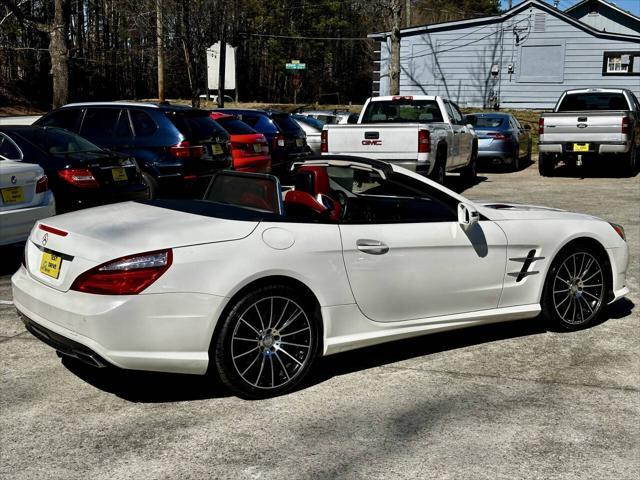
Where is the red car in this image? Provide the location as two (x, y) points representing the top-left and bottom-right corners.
(209, 112), (271, 173)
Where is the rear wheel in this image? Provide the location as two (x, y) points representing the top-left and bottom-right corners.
(541, 245), (608, 331)
(141, 171), (157, 199)
(511, 144), (521, 172)
(622, 143), (637, 177)
(461, 143), (478, 181)
(214, 284), (320, 399)
(538, 153), (555, 177)
(429, 148), (446, 184)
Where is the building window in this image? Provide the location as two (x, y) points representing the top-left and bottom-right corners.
(603, 52), (640, 76)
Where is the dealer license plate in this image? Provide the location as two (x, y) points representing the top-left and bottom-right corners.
(573, 143), (589, 152)
(111, 167), (128, 181)
(40, 251), (62, 279)
(1, 186), (25, 204)
(212, 144), (223, 155)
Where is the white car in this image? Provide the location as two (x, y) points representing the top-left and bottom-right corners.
(12, 156), (629, 398)
(0, 147), (55, 246)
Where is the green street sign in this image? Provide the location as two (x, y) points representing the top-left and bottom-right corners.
(286, 63), (306, 70)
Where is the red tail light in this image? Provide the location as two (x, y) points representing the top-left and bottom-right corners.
(487, 132), (511, 140)
(272, 133), (285, 150)
(58, 169), (99, 188)
(71, 249), (173, 295)
(321, 130), (328, 153)
(418, 129), (430, 153)
(39, 224), (68, 237)
(35, 175), (48, 193)
(621, 117), (630, 135)
(538, 117), (544, 135)
(170, 140), (204, 159)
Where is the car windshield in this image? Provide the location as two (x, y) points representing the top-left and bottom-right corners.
(204, 172), (281, 214)
(18, 127), (103, 154)
(361, 100), (444, 123)
(271, 114), (302, 133)
(293, 115), (324, 130)
(467, 116), (504, 128)
(557, 93), (630, 111)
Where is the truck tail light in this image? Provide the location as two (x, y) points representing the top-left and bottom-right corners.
(320, 130), (328, 153)
(538, 117), (544, 135)
(418, 129), (430, 153)
(170, 140), (204, 159)
(58, 169), (99, 188)
(71, 249), (173, 295)
(35, 175), (49, 193)
(621, 117), (630, 135)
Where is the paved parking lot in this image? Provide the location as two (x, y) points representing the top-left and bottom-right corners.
(1, 159), (638, 480)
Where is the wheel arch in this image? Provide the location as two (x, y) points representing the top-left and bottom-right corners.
(541, 236), (614, 303)
(207, 274), (324, 361)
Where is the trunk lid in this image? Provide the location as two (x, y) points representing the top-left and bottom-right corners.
(541, 112), (629, 143)
(26, 200), (258, 291)
(0, 160), (42, 211)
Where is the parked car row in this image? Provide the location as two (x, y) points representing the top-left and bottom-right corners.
(1, 101), (313, 247)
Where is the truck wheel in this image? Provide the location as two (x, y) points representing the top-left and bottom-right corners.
(538, 153), (555, 177)
(623, 144), (637, 177)
(461, 144), (478, 181)
(429, 149), (446, 184)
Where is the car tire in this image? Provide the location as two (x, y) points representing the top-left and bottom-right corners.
(141, 172), (157, 199)
(429, 148), (446, 184)
(538, 153), (555, 177)
(511, 144), (521, 172)
(623, 143), (637, 177)
(213, 284), (320, 399)
(461, 143), (478, 181)
(541, 243), (608, 331)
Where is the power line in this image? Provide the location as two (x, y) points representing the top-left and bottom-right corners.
(239, 32), (371, 41)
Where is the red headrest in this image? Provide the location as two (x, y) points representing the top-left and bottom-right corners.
(298, 166), (330, 195)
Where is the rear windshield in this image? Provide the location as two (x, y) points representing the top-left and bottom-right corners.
(467, 116), (504, 128)
(361, 100), (444, 123)
(216, 117), (257, 135)
(557, 93), (630, 112)
(271, 114), (302, 133)
(167, 111), (227, 141)
(18, 127), (103, 155)
(204, 173), (280, 214)
(293, 115), (324, 130)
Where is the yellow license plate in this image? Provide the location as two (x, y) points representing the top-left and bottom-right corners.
(111, 167), (127, 181)
(40, 251), (62, 279)
(573, 143), (589, 152)
(296, 139), (303, 147)
(212, 144), (223, 155)
(1, 186), (25, 204)
(253, 144), (262, 153)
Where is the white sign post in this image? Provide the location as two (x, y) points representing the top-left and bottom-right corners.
(207, 42), (236, 92)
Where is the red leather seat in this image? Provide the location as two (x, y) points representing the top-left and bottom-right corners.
(284, 190), (341, 222)
(295, 166), (331, 196)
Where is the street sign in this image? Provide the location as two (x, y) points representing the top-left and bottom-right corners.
(286, 63), (306, 70)
(207, 42), (236, 90)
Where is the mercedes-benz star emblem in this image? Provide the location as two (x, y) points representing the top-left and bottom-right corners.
(42, 233), (48, 246)
(10, 175), (17, 185)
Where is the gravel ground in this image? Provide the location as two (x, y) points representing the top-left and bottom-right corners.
(1, 158), (638, 480)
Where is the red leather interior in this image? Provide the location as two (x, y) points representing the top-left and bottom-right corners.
(283, 190), (341, 222)
(297, 166), (330, 195)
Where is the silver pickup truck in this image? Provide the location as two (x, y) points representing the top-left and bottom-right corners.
(321, 95), (478, 184)
(538, 88), (640, 176)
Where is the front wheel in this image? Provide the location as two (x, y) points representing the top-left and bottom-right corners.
(541, 245), (608, 331)
(213, 284), (320, 399)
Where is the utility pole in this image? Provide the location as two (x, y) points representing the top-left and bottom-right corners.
(508, 0), (512, 8)
(389, 0), (402, 95)
(218, 36), (226, 108)
(405, 0), (411, 28)
(156, 0), (165, 102)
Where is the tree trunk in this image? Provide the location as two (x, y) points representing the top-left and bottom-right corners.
(389, 0), (402, 96)
(50, 0), (69, 108)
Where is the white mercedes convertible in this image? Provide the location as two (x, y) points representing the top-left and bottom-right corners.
(12, 156), (629, 398)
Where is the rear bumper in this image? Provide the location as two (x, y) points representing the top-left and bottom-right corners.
(11, 266), (226, 374)
(477, 149), (513, 161)
(0, 193), (55, 246)
(607, 245), (629, 304)
(539, 142), (631, 155)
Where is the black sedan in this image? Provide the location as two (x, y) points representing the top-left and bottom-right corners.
(465, 112), (532, 171)
(0, 126), (149, 212)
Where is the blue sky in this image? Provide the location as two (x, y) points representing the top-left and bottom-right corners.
(500, 0), (640, 17)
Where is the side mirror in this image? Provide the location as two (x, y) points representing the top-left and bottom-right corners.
(523, 124), (532, 130)
(458, 202), (479, 229)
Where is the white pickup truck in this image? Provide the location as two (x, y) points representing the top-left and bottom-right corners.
(320, 95), (478, 183)
(538, 88), (640, 176)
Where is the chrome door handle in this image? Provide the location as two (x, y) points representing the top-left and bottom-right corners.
(356, 239), (389, 255)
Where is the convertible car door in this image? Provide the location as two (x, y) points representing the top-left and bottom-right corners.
(339, 216), (508, 323)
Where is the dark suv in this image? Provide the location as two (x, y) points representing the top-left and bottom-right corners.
(36, 102), (232, 198)
(212, 109), (309, 175)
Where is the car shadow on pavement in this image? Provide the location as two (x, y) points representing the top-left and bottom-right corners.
(446, 174), (488, 194)
(477, 157), (535, 174)
(0, 244), (23, 276)
(550, 163), (638, 179)
(61, 356), (231, 402)
(60, 299), (634, 403)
